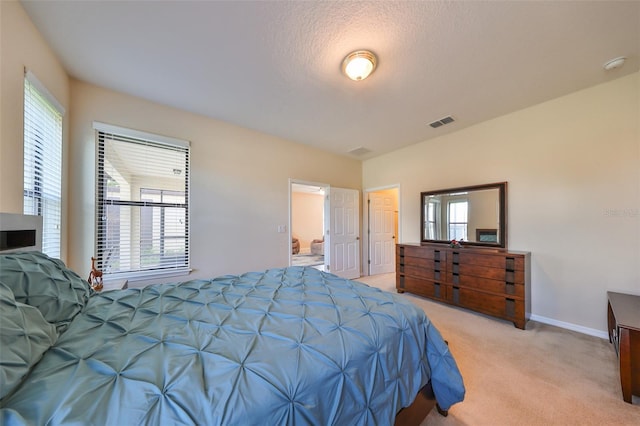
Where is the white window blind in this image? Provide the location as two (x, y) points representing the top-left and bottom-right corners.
(24, 70), (64, 258)
(94, 123), (190, 279)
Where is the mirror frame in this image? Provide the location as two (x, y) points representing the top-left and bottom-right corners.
(420, 182), (507, 248)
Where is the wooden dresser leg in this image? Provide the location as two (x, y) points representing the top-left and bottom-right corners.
(436, 403), (449, 417)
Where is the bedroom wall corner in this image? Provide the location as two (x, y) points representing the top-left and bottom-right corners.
(67, 80), (362, 281)
(362, 71), (640, 335)
(0, 0), (71, 260)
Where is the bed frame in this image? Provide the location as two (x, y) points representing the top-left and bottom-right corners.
(395, 381), (447, 425)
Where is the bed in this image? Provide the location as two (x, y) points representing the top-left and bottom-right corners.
(0, 251), (464, 425)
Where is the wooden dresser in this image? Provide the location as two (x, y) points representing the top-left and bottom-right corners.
(396, 243), (531, 329)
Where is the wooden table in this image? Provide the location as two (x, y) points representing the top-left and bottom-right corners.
(607, 291), (640, 404)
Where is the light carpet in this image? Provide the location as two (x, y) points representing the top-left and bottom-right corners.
(356, 273), (640, 426)
(291, 254), (324, 267)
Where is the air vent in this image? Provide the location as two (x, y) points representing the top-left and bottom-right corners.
(429, 116), (455, 129)
(348, 146), (372, 156)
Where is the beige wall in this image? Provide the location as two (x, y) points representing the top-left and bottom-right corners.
(364, 72), (640, 336)
(292, 192), (324, 253)
(0, 0), (70, 260)
(68, 80), (361, 284)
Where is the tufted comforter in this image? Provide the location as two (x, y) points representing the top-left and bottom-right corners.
(1, 258), (464, 425)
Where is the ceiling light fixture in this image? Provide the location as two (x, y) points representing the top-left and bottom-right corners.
(603, 56), (626, 71)
(342, 50), (377, 81)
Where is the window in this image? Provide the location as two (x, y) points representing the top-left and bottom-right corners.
(23, 70), (64, 258)
(448, 200), (468, 241)
(424, 198), (441, 240)
(94, 123), (190, 279)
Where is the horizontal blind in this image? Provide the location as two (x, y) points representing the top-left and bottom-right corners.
(95, 126), (190, 278)
(24, 71), (63, 258)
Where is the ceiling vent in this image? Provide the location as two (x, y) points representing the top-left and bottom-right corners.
(348, 146), (372, 156)
(429, 116), (455, 129)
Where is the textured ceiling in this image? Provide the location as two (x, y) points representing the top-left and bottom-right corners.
(21, 1), (640, 160)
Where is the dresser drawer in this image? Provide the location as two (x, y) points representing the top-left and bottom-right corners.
(404, 265), (445, 280)
(451, 274), (524, 298)
(402, 255), (437, 269)
(398, 245), (445, 261)
(448, 286), (525, 321)
(451, 263), (524, 284)
(398, 275), (446, 300)
(453, 252), (524, 270)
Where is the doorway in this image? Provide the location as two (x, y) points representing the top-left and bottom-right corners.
(289, 181), (361, 279)
(366, 186), (399, 276)
(290, 182), (328, 271)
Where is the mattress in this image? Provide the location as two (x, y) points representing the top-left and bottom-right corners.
(0, 256), (464, 425)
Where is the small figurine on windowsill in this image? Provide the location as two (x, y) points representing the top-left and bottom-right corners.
(88, 256), (103, 291)
(449, 239), (463, 249)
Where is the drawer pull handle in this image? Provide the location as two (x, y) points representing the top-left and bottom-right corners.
(506, 298), (515, 318)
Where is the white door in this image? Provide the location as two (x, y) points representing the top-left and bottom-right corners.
(326, 187), (360, 279)
(369, 191), (396, 275)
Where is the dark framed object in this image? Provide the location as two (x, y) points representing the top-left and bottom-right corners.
(421, 182), (507, 248)
(0, 230), (36, 251)
(476, 228), (498, 243)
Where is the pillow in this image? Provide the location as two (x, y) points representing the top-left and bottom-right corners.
(0, 251), (91, 332)
(0, 283), (57, 400)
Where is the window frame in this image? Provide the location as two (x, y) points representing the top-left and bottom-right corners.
(94, 122), (191, 281)
(424, 198), (441, 240)
(23, 70), (64, 258)
(139, 187), (188, 268)
(447, 199), (469, 241)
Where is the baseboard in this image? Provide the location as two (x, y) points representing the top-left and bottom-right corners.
(529, 314), (608, 340)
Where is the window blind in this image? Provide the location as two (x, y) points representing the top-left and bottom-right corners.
(94, 123), (190, 279)
(23, 70), (63, 258)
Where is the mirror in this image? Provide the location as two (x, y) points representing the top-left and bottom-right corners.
(421, 182), (507, 248)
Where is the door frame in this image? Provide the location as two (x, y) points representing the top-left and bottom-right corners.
(289, 179), (330, 267)
(363, 184), (401, 277)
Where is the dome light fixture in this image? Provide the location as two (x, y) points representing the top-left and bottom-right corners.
(603, 56), (626, 71)
(342, 50), (377, 81)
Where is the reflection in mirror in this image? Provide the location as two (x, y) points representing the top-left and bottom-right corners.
(421, 182), (507, 248)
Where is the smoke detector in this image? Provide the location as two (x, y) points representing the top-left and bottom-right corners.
(348, 146), (372, 156)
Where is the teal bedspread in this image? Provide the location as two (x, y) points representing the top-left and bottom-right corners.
(1, 265), (464, 425)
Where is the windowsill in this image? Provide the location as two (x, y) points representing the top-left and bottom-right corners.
(100, 278), (128, 292)
(104, 268), (192, 284)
